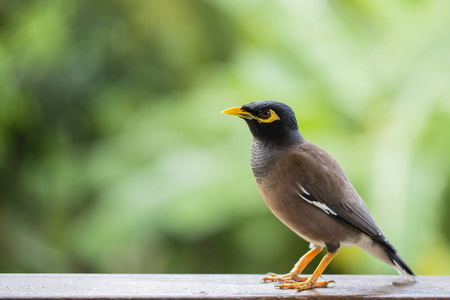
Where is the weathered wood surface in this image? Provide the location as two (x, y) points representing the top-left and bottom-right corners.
(0, 274), (449, 300)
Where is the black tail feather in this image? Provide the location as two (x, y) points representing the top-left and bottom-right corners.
(385, 247), (415, 281)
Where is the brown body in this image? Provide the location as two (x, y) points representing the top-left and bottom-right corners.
(252, 139), (396, 267)
(256, 141), (364, 249)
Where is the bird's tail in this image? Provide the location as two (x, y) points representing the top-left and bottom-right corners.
(385, 248), (416, 283)
(357, 235), (416, 283)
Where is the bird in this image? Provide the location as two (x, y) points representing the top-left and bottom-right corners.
(221, 100), (415, 292)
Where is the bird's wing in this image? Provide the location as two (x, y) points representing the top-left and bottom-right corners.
(290, 142), (396, 251)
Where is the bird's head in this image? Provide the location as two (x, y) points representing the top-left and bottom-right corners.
(222, 100), (303, 146)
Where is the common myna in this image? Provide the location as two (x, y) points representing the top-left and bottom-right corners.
(222, 100), (415, 292)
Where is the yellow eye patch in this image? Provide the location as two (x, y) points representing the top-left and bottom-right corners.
(255, 109), (281, 123)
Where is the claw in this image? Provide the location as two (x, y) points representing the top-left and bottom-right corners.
(277, 278), (335, 291)
(262, 273), (287, 282)
(261, 273), (278, 282)
(262, 272), (308, 283)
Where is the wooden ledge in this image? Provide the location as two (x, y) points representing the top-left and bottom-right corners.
(0, 274), (449, 300)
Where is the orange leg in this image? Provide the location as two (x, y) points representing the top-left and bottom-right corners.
(277, 250), (338, 292)
(262, 246), (322, 283)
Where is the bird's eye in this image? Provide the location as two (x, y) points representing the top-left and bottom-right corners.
(259, 109), (271, 119)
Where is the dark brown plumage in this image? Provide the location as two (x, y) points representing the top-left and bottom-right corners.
(222, 100), (415, 292)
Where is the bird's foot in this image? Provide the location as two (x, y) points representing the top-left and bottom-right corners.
(276, 278), (335, 292)
(262, 272), (308, 283)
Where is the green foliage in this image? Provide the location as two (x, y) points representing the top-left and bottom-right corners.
(0, 0), (449, 275)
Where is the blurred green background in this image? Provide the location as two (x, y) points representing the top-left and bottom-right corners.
(1, 0), (449, 276)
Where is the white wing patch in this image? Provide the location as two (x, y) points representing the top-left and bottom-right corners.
(298, 183), (337, 216)
(298, 184), (310, 195)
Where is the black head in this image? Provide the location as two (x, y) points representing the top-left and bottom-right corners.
(222, 100), (304, 146)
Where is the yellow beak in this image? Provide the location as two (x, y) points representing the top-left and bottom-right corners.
(221, 106), (254, 120)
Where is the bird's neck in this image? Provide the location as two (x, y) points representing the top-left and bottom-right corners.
(250, 135), (303, 183)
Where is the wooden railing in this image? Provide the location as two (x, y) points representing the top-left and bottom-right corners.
(0, 274), (449, 299)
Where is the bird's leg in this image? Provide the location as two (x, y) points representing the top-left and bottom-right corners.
(262, 246), (322, 283)
(277, 250), (338, 292)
